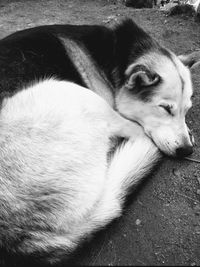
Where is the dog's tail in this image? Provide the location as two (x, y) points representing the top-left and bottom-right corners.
(68, 136), (162, 240)
(80, 136), (162, 234)
(107, 136), (162, 203)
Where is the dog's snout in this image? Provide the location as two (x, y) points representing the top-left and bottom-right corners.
(176, 145), (193, 158)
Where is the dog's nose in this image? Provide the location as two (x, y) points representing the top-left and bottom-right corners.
(176, 145), (193, 158)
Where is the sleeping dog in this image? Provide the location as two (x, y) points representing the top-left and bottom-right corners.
(0, 19), (199, 157)
(0, 19), (200, 264)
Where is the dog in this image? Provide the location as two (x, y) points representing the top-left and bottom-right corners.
(0, 18), (199, 157)
(0, 18), (199, 265)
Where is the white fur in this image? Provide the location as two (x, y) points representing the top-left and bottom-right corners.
(0, 79), (160, 262)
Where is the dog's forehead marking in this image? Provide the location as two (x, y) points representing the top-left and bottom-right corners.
(150, 50), (193, 112)
(170, 53), (193, 111)
(150, 52), (183, 96)
(126, 51), (193, 111)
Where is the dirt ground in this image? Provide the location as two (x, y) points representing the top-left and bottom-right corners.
(0, 0), (200, 266)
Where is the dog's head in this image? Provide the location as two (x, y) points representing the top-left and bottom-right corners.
(116, 50), (200, 157)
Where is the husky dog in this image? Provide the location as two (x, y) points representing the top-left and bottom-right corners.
(0, 19), (199, 265)
(0, 19), (199, 157)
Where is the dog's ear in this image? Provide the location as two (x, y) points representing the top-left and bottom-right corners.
(179, 50), (200, 70)
(125, 64), (160, 90)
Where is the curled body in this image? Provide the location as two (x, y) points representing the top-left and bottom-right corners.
(0, 79), (160, 264)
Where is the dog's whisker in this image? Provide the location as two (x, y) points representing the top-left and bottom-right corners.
(184, 157), (200, 163)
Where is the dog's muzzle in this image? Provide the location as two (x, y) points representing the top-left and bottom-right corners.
(175, 128), (194, 158)
(175, 145), (193, 158)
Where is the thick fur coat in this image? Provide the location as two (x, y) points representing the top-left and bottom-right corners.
(0, 19), (199, 265)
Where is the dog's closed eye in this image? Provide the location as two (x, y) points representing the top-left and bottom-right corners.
(159, 104), (173, 116)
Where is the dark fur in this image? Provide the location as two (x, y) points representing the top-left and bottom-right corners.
(0, 19), (167, 105)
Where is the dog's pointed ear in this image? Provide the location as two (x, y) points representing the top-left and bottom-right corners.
(125, 64), (160, 90)
(179, 50), (200, 70)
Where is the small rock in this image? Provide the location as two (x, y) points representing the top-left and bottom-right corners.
(107, 15), (116, 20)
(168, 4), (195, 17)
(103, 15), (118, 24)
(197, 177), (200, 185)
(135, 219), (142, 226)
(197, 189), (200, 195)
(194, 205), (200, 216)
(173, 168), (182, 178)
(195, 226), (200, 234)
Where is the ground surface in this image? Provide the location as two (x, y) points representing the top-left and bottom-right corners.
(0, 0), (200, 266)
